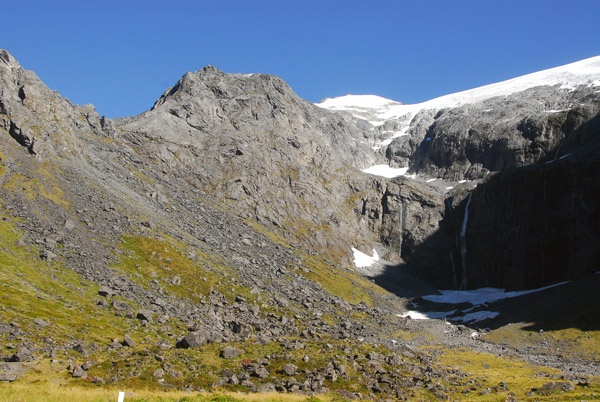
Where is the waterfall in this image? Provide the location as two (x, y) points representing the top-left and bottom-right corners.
(445, 198), (454, 217)
(459, 193), (472, 290)
(449, 250), (458, 290)
(445, 198), (459, 289)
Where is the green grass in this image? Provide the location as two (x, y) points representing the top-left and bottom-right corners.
(0, 149), (6, 178)
(0, 332), (432, 401)
(112, 234), (267, 310)
(0, 371), (340, 402)
(484, 323), (600, 362)
(1, 164), (70, 209)
(0, 211), (138, 347)
(295, 252), (387, 308)
(114, 235), (221, 301)
(428, 346), (600, 401)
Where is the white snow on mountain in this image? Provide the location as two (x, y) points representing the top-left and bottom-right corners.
(422, 281), (570, 305)
(398, 281), (570, 323)
(352, 247), (380, 268)
(317, 55), (600, 126)
(360, 164), (411, 178)
(318, 55), (600, 178)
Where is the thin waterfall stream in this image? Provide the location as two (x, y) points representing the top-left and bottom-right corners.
(459, 193), (472, 290)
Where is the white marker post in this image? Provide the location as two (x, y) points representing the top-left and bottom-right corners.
(118, 391), (125, 402)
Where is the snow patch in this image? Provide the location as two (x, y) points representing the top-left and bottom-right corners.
(398, 310), (455, 320)
(456, 311), (499, 323)
(403, 281), (569, 324)
(361, 164), (410, 178)
(422, 281), (570, 305)
(352, 248), (379, 268)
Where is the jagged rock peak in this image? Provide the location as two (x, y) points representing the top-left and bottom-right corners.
(198, 64), (224, 74)
(0, 49), (15, 65)
(152, 64), (298, 110)
(0, 50), (27, 78)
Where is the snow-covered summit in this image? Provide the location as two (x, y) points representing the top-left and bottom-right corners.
(317, 95), (406, 126)
(316, 55), (600, 127)
(317, 55), (600, 179)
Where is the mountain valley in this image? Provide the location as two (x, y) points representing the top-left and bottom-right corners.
(1, 49), (600, 401)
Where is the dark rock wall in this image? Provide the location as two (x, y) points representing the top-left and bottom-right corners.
(384, 91), (600, 291)
(464, 158), (600, 290)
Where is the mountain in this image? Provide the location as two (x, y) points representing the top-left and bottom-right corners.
(318, 55), (600, 160)
(1, 49), (600, 399)
(319, 56), (600, 291)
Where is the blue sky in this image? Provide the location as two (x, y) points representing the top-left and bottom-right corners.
(4, 0), (600, 118)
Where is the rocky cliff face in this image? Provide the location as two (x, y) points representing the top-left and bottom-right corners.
(112, 65), (391, 264)
(459, 106), (600, 290)
(387, 92), (600, 290)
(387, 85), (600, 181)
(0, 50), (111, 158)
(320, 58), (600, 290)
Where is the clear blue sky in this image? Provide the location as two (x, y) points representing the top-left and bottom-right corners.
(4, 0), (600, 118)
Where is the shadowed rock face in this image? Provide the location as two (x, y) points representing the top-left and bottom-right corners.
(403, 105), (600, 291)
(465, 159), (600, 290)
(459, 111), (600, 290)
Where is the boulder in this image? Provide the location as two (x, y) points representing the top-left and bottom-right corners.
(136, 309), (154, 322)
(121, 335), (137, 347)
(98, 286), (115, 297)
(72, 366), (87, 378)
(220, 346), (239, 359)
(176, 331), (207, 348)
(9, 348), (32, 363)
(279, 363), (298, 376)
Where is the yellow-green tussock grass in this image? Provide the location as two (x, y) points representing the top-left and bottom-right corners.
(112, 235), (263, 307)
(484, 323), (600, 362)
(295, 252), (388, 307)
(114, 235), (224, 301)
(246, 220), (291, 249)
(0, 210), (140, 346)
(0, 360), (343, 402)
(1, 164), (69, 209)
(0, 149), (7, 178)
(427, 346), (600, 401)
(1, 379), (336, 402)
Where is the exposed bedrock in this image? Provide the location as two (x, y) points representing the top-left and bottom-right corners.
(460, 113), (600, 290)
(387, 86), (600, 181)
